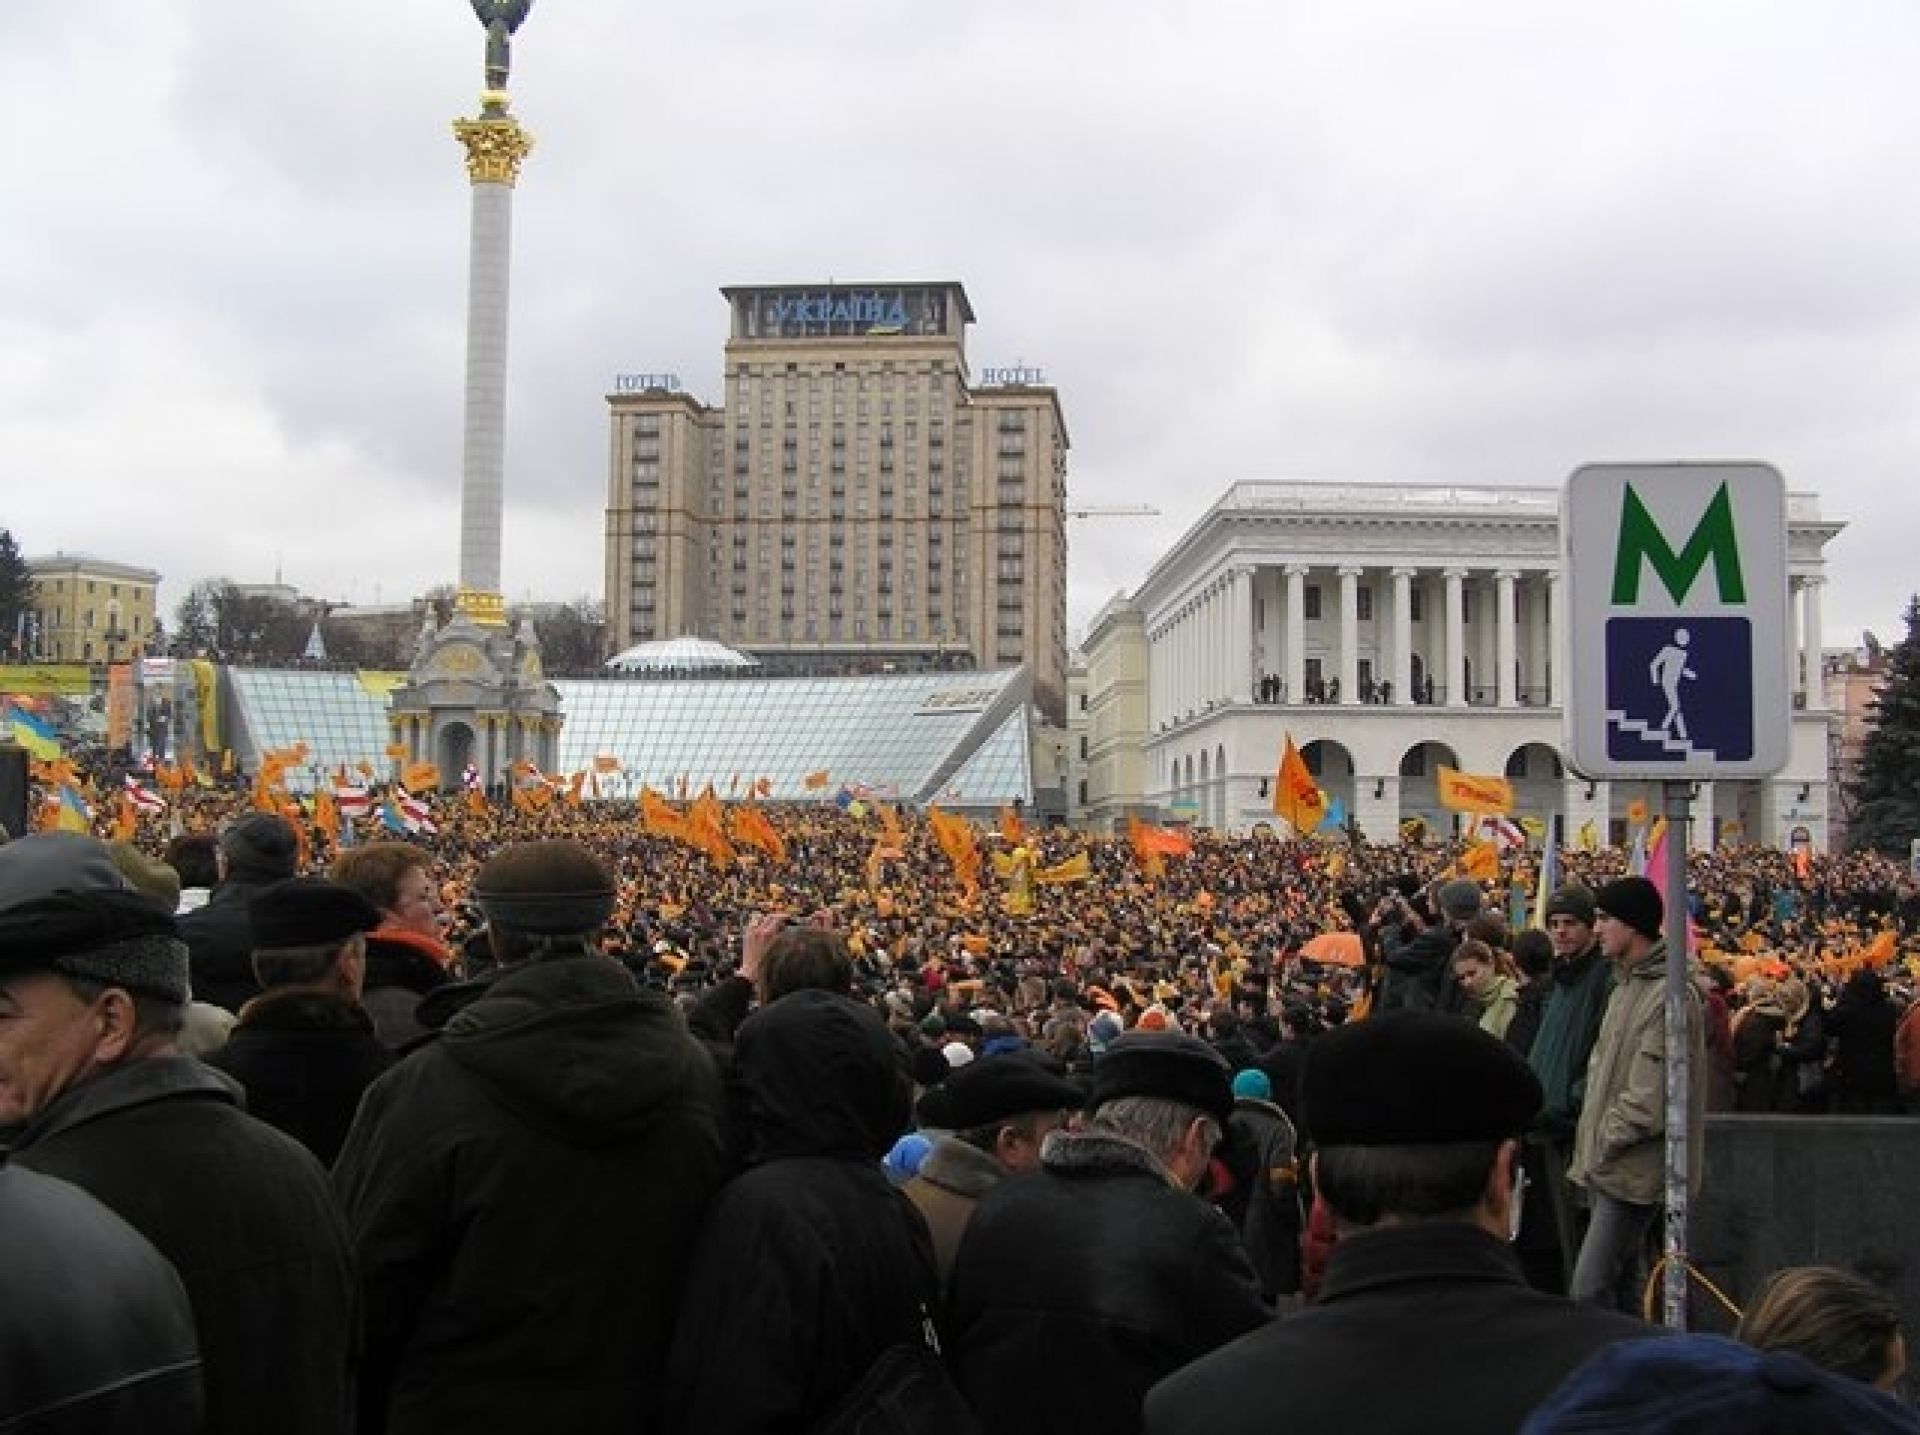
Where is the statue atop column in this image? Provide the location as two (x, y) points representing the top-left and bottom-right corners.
(471, 0), (533, 93)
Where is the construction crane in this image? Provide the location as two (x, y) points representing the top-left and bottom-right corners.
(1066, 504), (1161, 519)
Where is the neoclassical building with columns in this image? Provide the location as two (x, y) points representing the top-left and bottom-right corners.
(1079, 481), (1843, 850)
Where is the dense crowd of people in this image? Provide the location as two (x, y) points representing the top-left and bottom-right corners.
(6, 782), (1920, 1432)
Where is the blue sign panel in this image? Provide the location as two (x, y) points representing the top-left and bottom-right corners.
(1603, 616), (1753, 764)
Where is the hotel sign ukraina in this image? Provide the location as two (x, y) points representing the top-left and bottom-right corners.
(767, 292), (908, 328)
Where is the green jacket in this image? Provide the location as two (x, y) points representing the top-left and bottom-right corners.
(1525, 945), (1614, 1139)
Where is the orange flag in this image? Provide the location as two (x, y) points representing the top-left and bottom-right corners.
(687, 789), (734, 868)
(401, 761), (441, 795)
(313, 788), (341, 843)
(641, 787), (688, 841)
(592, 755), (622, 774)
(1273, 734), (1327, 834)
(755, 777), (773, 798)
(384, 742), (408, 761)
(1459, 840), (1500, 882)
(112, 793), (138, 842)
(879, 802), (905, 851)
(1436, 766), (1515, 817)
(467, 787), (490, 818)
(927, 805), (982, 896)
(998, 804), (1024, 845)
(730, 805), (789, 865)
(803, 770), (831, 791)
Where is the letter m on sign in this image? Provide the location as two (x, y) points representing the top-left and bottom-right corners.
(1610, 481), (1746, 605)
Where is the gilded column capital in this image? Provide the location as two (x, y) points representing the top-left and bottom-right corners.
(453, 113), (535, 187)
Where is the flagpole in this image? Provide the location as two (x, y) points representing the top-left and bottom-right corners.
(1660, 778), (1693, 1329)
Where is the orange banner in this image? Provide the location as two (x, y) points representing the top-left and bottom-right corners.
(1436, 766), (1514, 817)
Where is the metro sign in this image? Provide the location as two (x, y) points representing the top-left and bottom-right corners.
(1562, 463), (1790, 779)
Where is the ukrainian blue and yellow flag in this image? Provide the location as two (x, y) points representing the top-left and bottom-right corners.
(4, 701), (60, 760)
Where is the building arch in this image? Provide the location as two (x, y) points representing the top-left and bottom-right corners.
(436, 720), (476, 790)
(1302, 739), (1356, 830)
(1398, 739), (1459, 835)
(1504, 741), (1565, 843)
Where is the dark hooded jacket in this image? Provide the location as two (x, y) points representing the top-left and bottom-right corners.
(178, 875), (282, 1012)
(206, 989), (394, 1166)
(332, 956), (729, 1435)
(664, 990), (939, 1435)
(11, 1057), (354, 1435)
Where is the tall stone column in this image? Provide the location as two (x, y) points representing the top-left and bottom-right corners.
(1338, 566), (1361, 704)
(1787, 578), (1803, 706)
(1801, 576), (1824, 707)
(1229, 567), (1253, 704)
(1547, 571), (1563, 709)
(1392, 567), (1415, 706)
(452, 101), (535, 628)
(1444, 567), (1467, 707)
(1495, 569), (1518, 708)
(1525, 577), (1548, 707)
(1285, 565), (1307, 704)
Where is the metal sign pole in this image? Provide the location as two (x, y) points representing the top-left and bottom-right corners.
(1661, 778), (1692, 1329)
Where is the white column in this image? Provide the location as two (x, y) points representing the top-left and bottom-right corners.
(1285, 565), (1307, 704)
(1525, 577), (1548, 707)
(1786, 579), (1803, 708)
(1495, 569), (1518, 709)
(1229, 568), (1253, 704)
(1445, 567), (1467, 708)
(1181, 608), (1193, 716)
(1392, 567), (1415, 706)
(1338, 566), (1361, 705)
(1801, 576), (1824, 707)
(1692, 781), (1716, 852)
(1547, 572), (1562, 709)
(459, 178), (517, 599)
(1202, 585), (1215, 706)
(1206, 587), (1220, 705)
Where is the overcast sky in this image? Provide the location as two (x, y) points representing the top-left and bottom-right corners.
(5, 1), (1917, 651)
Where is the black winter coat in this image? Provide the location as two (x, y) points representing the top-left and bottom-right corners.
(178, 877), (280, 1012)
(359, 929), (453, 1050)
(665, 990), (939, 1435)
(12, 1057), (355, 1435)
(948, 1130), (1272, 1435)
(1145, 1222), (1653, 1435)
(206, 989), (394, 1166)
(0, 1159), (204, 1435)
(333, 956), (728, 1435)
(1827, 976), (1900, 1107)
(1380, 923), (1459, 1012)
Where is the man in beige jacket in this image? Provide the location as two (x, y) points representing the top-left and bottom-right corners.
(905, 1054), (1083, 1290)
(1566, 875), (1706, 1312)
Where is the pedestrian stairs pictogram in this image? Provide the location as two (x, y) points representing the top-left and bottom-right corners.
(1606, 711), (1717, 761)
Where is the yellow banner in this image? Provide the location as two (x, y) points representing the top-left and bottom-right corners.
(1436, 766), (1514, 816)
(190, 660), (220, 753)
(0, 664), (92, 696)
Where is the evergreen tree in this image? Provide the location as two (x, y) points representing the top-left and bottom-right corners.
(0, 528), (32, 658)
(1847, 595), (1920, 857)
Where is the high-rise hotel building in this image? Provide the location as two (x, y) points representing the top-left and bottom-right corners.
(603, 282), (1071, 719)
